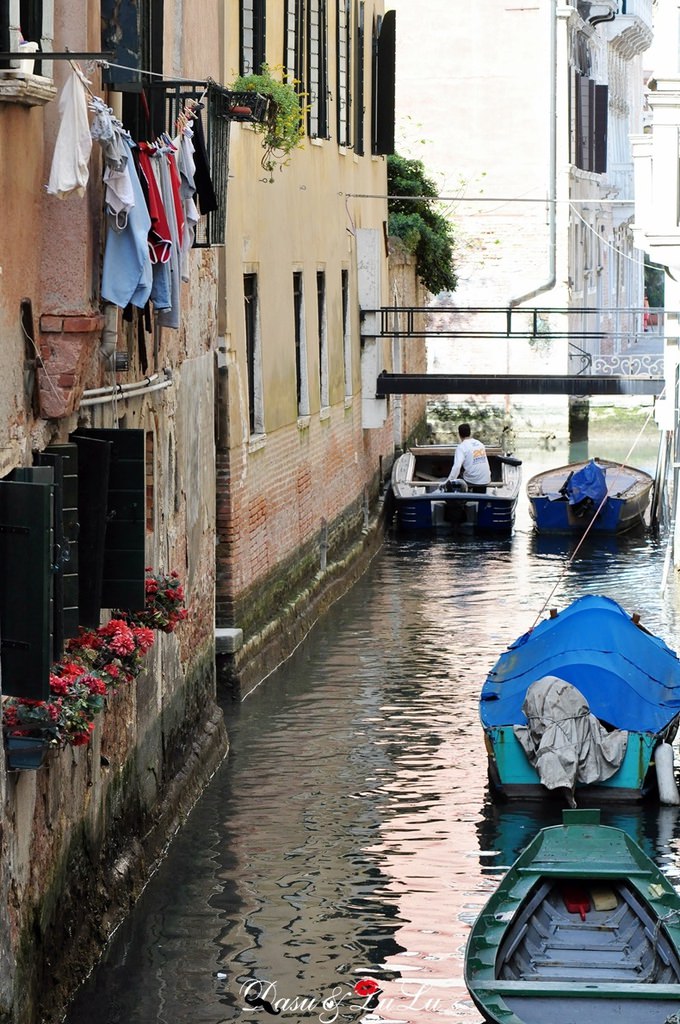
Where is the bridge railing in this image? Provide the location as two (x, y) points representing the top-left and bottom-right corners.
(365, 305), (673, 343)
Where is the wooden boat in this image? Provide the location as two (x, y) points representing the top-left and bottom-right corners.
(480, 595), (680, 802)
(526, 457), (653, 534)
(465, 808), (680, 1024)
(388, 444), (522, 534)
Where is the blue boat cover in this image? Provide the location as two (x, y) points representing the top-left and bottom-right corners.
(480, 595), (680, 734)
(566, 459), (607, 507)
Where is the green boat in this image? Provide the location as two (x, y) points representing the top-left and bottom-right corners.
(465, 809), (680, 1024)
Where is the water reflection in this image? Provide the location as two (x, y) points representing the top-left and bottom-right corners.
(63, 445), (680, 1024)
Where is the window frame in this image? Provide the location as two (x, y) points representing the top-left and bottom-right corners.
(241, 0), (267, 76)
(0, 0), (54, 75)
(341, 267), (352, 398)
(293, 271), (310, 417)
(244, 272), (264, 436)
(336, 0), (351, 147)
(307, 0), (328, 139)
(284, 0), (305, 89)
(316, 270), (329, 410)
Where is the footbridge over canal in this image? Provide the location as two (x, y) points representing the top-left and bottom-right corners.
(363, 305), (667, 397)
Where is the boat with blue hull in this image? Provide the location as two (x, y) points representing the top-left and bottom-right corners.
(388, 444), (522, 534)
(480, 595), (680, 802)
(465, 808), (680, 1024)
(526, 457), (653, 534)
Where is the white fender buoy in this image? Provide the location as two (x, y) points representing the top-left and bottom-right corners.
(656, 743), (680, 806)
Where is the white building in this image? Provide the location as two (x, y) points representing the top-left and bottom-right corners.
(392, 0), (653, 429)
(632, 0), (680, 563)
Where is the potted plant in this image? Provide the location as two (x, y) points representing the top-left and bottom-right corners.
(3, 700), (60, 770)
(228, 64), (306, 181)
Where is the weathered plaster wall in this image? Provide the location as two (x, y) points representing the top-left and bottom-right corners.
(0, 1), (225, 1019)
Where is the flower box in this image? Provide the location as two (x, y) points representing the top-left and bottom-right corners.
(224, 90), (270, 124)
(4, 734), (50, 771)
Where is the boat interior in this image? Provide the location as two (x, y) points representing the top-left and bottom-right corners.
(526, 461), (652, 500)
(487, 876), (680, 1023)
(394, 448), (520, 495)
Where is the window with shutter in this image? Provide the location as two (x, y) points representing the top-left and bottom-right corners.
(372, 9), (395, 156)
(241, 0), (266, 76)
(336, 0), (351, 147)
(101, 0), (164, 92)
(308, 0), (328, 138)
(71, 429), (146, 616)
(1, 0), (55, 75)
(354, 2), (364, 156)
(594, 83), (608, 174)
(69, 434), (111, 628)
(0, 478), (53, 700)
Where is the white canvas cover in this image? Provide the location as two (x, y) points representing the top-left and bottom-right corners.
(513, 676), (628, 797)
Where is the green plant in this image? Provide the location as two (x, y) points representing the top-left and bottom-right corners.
(230, 65), (306, 181)
(387, 153), (457, 295)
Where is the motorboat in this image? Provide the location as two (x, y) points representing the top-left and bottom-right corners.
(388, 444), (522, 534)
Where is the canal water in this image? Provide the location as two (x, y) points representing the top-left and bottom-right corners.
(64, 437), (680, 1024)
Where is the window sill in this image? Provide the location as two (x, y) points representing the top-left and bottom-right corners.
(0, 71), (57, 107)
(248, 432), (267, 453)
(297, 415), (311, 431)
(319, 406), (331, 421)
(344, 395), (353, 409)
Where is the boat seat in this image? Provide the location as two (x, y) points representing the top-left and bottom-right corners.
(475, 980), (680, 998)
(517, 866), (653, 878)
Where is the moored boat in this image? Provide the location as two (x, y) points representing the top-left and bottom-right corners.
(526, 457), (653, 534)
(465, 808), (680, 1024)
(480, 595), (680, 803)
(388, 444), (522, 534)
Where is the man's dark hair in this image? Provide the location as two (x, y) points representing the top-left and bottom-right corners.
(458, 423), (471, 439)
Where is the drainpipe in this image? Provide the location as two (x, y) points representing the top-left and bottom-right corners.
(509, 0), (557, 308)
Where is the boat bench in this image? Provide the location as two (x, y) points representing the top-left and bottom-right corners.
(517, 866), (653, 878)
(476, 980), (680, 999)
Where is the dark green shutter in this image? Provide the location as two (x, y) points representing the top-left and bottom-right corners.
(70, 434), (112, 628)
(0, 480), (53, 700)
(72, 429), (146, 613)
(33, 454), (66, 661)
(43, 444), (80, 644)
(373, 10), (395, 155)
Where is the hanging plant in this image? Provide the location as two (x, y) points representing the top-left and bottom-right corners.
(229, 65), (307, 182)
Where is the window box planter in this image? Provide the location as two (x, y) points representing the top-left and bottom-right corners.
(225, 90), (270, 123)
(4, 733), (52, 771)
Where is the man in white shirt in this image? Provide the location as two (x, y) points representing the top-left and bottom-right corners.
(445, 423), (491, 492)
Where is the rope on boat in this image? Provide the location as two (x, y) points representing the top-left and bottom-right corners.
(529, 391), (666, 632)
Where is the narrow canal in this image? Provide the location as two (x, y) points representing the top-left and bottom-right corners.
(64, 439), (680, 1024)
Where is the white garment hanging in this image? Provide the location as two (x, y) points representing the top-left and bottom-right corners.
(177, 127), (199, 281)
(46, 68), (92, 198)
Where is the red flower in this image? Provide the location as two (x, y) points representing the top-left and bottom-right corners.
(354, 979), (380, 998)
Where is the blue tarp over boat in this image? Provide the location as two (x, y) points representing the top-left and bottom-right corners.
(480, 595), (680, 735)
(565, 458), (607, 508)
